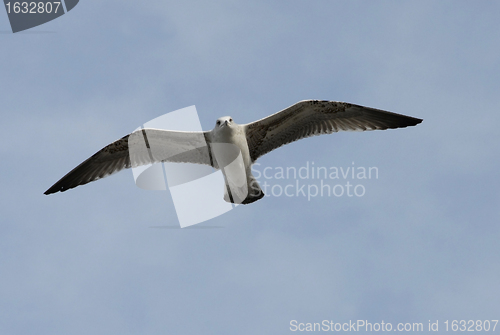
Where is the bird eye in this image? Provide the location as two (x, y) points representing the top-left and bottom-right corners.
(229, 118), (232, 122)
(217, 121), (220, 125)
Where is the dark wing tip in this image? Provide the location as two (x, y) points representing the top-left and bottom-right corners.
(44, 185), (58, 195)
(350, 103), (423, 130)
(44, 183), (73, 195)
(43, 135), (131, 196)
(44, 170), (81, 195)
(391, 115), (423, 129)
(400, 115), (423, 126)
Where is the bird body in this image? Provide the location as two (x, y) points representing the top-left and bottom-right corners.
(209, 116), (264, 203)
(45, 100), (422, 204)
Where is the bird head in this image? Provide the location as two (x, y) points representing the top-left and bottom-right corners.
(215, 116), (234, 129)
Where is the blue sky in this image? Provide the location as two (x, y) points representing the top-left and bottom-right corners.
(1, 1), (500, 334)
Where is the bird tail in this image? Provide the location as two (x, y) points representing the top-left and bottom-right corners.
(241, 177), (265, 204)
(223, 175), (264, 204)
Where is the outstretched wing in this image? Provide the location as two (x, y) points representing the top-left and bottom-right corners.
(245, 100), (422, 162)
(44, 129), (214, 195)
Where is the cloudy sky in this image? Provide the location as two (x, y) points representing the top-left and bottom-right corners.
(1, 1), (499, 334)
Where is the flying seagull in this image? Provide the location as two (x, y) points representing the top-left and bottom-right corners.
(44, 100), (422, 203)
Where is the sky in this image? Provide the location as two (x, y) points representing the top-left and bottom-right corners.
(1, 1), (500, 334)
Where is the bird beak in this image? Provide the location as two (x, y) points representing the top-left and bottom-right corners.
(224, 120), (229, 126)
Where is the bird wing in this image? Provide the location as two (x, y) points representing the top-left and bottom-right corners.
(44, 128), (214, 195)
(244, 100), (422, 162)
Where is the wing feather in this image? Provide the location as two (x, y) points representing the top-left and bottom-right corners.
(245, 100), (422, 162)
(44, 129), (213, 195)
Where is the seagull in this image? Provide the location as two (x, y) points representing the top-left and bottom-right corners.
(44, 100), (422, 203)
